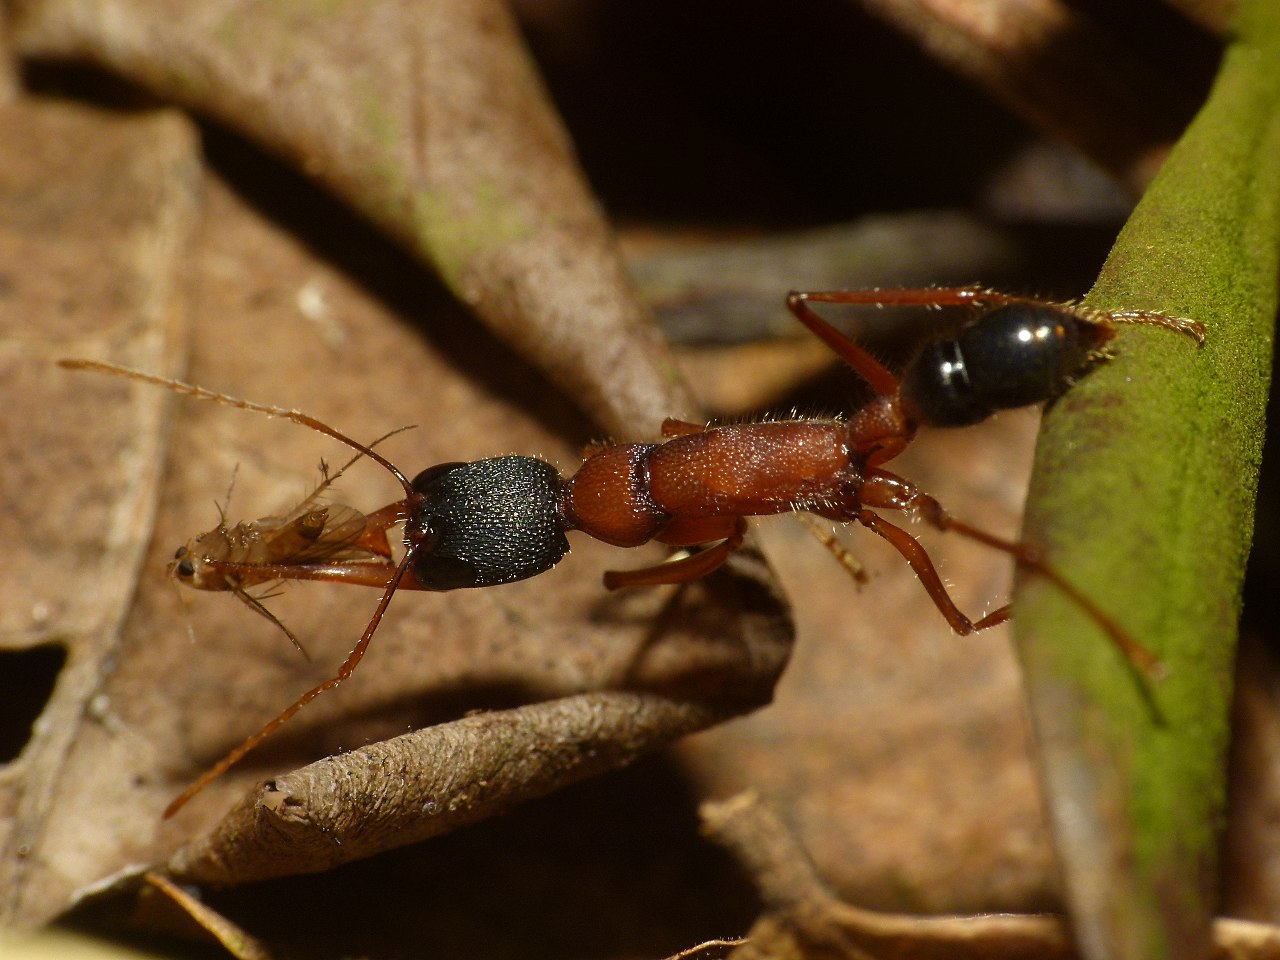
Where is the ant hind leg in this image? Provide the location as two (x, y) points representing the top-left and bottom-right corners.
(603, 518), (748, 590)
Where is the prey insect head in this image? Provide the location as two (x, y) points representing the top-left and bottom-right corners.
(172, 546), (196, 581)
(167, 530), (237, 590)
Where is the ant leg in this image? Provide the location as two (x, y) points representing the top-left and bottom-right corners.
(792, 286), (990, 310)
(661, 418), (707, 438)
(795, 513), (868, 585)
(785, 292), (901, 397)
(603, 518), (747, 589)
(797, 286), (1171, 318)
(854, 509), (977, 635)
(789, 288), (1205, 353)
(212, 559), (404, 589)
(1071, 306), (1205, 346)
(935, 509), (1161, 677)
(164, 546), (421, 818)
(861, 468), (1163, 678)
(973, 605), (1010, 630)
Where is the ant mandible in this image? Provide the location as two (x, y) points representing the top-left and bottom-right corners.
(62, 285), (1205, 817)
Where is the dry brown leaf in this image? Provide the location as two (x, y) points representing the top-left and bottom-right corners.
(6, 3), (1270, 958)
(1, 96), (788, 934)
(11, 0), (693, 434)
(167, 691), (780, 887)
(854, 0), (1213, 192)
(0, 99), (200, 928)
(704, 791), (1280, 960)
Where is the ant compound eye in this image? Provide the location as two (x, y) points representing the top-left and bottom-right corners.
(173, 546), (188, 560)
(408, 457), (569, 590)
(955, 304), (1082, 410)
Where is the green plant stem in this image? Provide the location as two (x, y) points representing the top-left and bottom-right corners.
(1014, 4), (1280, 960)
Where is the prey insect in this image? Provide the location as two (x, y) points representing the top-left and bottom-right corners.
(61, 285), (1204, 818)
(170, 437), (408, 658)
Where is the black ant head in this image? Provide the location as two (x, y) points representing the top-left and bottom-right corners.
(900, 303), (1099, 428)
(405, 456), (570, 590)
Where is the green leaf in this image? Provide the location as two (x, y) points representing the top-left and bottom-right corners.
(1014, 4), (1280, 960)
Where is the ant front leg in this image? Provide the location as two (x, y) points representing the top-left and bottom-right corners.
(786, 291), (902, 397)
(859, 468), (1162, 677)
(843, 507), (990, 636)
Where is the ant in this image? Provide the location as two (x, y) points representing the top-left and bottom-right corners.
(62, 285), (1205, 818)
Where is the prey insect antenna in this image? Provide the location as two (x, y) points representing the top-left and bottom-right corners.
(313, 425), (418, 500)
(58, 359), (416, 495)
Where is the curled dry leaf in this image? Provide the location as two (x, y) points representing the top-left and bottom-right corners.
(167, 690), (789, 887)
